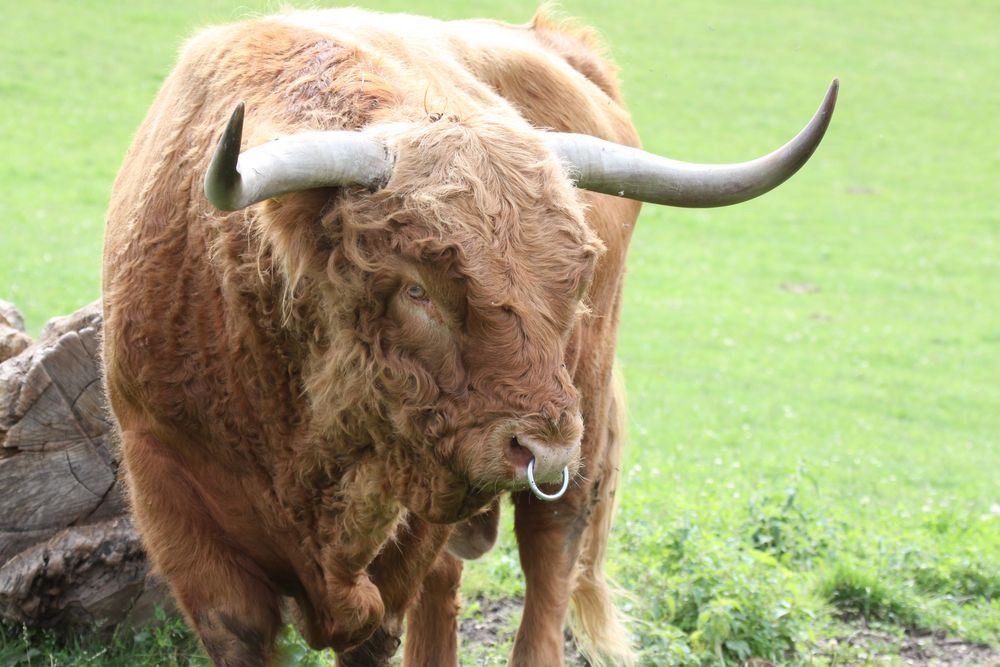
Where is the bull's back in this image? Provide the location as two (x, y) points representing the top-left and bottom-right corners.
(273, 9), (639, 141)
(271, 8), (643, 277)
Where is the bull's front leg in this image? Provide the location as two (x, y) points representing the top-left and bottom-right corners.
(338, 499), (501, 666)
(294, 461), (402, 653)
(337, 514), (454, 667)
(510, 373), (628, 667)
(119, 431), (285, 667)
(509, 489), (587, 667)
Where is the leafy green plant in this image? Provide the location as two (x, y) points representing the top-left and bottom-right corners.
(818, 564), (921, 627)
(615, 514), (822, 666)
(741, 467), (837, 568)
(0, 611), (204, 667)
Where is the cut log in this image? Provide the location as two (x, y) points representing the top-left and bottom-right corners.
(0, 300), (26, 333)
(0, 518), (169, 632)
(0, 300), (31, 363)
(0, 301), (171, 635)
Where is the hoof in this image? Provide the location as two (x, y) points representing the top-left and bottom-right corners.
(326, 575), (385, 652)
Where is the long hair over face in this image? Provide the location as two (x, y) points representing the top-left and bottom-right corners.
(252, 111), (604, 520)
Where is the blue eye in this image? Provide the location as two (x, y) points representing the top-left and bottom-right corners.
(406, 284), (427, 300)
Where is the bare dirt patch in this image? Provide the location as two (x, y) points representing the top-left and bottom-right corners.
(460, 596), (1000, 666)
(828, 627), (1000, 666)
(460, 596), (587, 666)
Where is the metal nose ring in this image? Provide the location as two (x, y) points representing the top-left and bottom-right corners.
(526, 458), (570, 501)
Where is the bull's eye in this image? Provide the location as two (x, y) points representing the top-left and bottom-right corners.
(406, 284), (428, 301)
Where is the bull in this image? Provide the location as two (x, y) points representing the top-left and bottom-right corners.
(102, 8), (835, 666)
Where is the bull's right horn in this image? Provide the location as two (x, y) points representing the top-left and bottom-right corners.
(204, 103), (396, 211)
(546, 79), (838, 207)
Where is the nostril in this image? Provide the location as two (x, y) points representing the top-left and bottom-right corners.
(505, 436), (533, 469)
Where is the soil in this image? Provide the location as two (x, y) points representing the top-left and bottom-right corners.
(459, 596), (1000, 666)
(460, 596), (587, 666)
(830, 626), (1000, 667)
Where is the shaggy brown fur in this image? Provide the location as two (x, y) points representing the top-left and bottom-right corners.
(103, 8), (640, 666)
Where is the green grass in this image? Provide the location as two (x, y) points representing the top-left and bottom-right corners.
(2, 0), (998, 665)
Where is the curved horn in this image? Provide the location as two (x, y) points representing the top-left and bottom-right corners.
(546, 79), (838, 207)
(204, 103), (395, 211)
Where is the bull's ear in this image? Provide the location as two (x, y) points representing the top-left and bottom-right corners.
(204, 103), (396, 212)
(546, 79), (838, 207)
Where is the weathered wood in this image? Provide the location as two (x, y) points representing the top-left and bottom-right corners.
(0, 518), (168, 632)
(3, 330), (111, 453)
(0, 301), (26, 333)
(0, 300), (31, 363)
(0, 301), (170, 634)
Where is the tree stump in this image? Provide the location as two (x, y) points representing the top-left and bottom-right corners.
(0, 301), (170, 634)
(0, 300), (32, 364)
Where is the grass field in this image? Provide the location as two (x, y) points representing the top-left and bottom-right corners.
(2, 0), (998, 665)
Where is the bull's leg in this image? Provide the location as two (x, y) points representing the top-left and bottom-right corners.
(120, 431), (282, 667)
(339, 503), (495, 667)
(356, 502), (497, 666)
(511, 372), (633, 667)
(299, 462), (465, 655)
(335, 516), (452, 667)
(508, 491), (584, 667)
(402, 550), (463, 667)
(334, 626), (402, 667)
(294, 561), (385, 653)
(293, 535), (387, 652)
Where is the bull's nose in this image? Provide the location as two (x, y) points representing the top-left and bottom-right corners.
(505, 433), (580, 485)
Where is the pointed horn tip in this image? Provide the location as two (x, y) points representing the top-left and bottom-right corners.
(824, 79), (839, 110)
(804, 79), (838, 131)
(205, 102), (248, 211)
(224, 102), (246, 143)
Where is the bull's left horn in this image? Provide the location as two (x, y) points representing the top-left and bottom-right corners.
(204, 103), (395, 211)
(546, 79), (838, 207)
